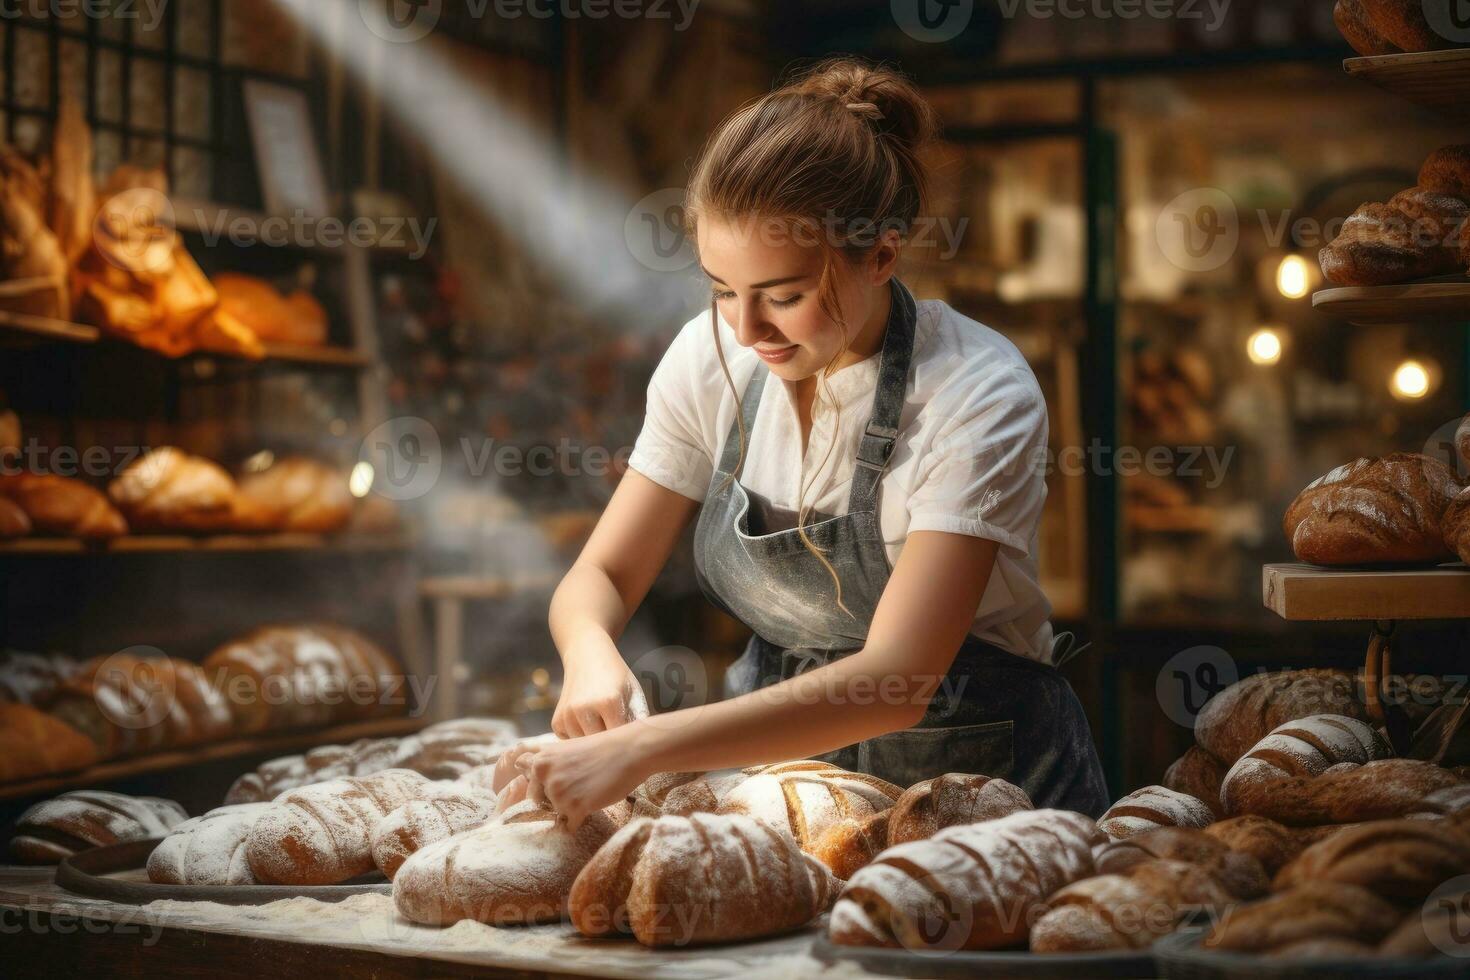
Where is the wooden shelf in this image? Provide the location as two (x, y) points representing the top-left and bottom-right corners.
(1263, 562), (1470, 621)
(1344, 48), (1470, 123)
(0, 532), (413, 556)
(0, 716), (426, 802)
(1312, 276), (1470, 324)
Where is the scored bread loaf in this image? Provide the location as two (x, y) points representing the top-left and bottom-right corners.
(1227, 758), (1463, 826)
(108, 447), (266, 533)
(1194, 669), (1367, 768)
(245, 768), (429, 885)
(0, 650), (79, 705)
(10, 790), (187, 864)
(1202, 816), (1338, 875)
(0, 473), (127, 538)
(828, 809), (1102, 951)
(1162, 746), (1226, 816)
(1030, 858), (1234, 953)
(394, 799), (622, 926)
(147, 803), (269, 885)
(1205, 881), (1401, 954)
(887, 773), (1033, 844)
(49, 653), (236, 759)
(809, 810), (890, 881)
(1274, 818), (1470, 904)
(1220, 714), (1391, 816)
(0, 703), (97, 783)
(1097, 786), (1214, 841)
(570, 812), (836, 947)
(371, 788), (497, 880)
(1093, 826), (1268, 900)
(236, 457), (353, 534)
(1284, 455), (1463, 565)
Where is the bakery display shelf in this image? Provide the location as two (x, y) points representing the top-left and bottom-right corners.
(0, 716), (426, 802)
(1263, 562), (1470, 622)
(0, 309), (370, 369)
(1311, 275), (1470, 325)
(1343, 48), (1470, 124)
(0, 531), (413, 555)
(1154, 925), (1463, 979)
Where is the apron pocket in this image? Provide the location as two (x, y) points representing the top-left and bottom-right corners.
(857, 720), (1015, 788)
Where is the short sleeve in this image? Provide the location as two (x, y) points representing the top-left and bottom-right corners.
(906, 367), (1049, 558)
(627, 320), (717, 501)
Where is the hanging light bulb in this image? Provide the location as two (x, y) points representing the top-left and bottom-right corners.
(349, 461), (375, 498)
(1247, 327), (1284, 365)
(1275, 255), (1311, 299)
(1390, 360), (1433, 401)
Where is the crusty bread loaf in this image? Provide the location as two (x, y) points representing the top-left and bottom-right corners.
(828, 809), (1101, 951)
(1421, 146), (1470, 200)
(371, 788), (497, 880)
(0, 651), (79, 706)
(1227, 758), (1463, 826)
(1098, 786), (1214, 841)
(1456, 412), (1470, 473)
(10, 790), (187, 864)
(1274, 818), (1470, 903)
(1202, 816), (1327, 875)
(1206, 882), (1400, 954)
(394, 800), (622, 926)
(1162, 746), (1226, 816)
(0, 703), (97, 784)
(1380, 880), (1470, 956)
(1195, 669), (1367, 768)
(1093, 826), (1268, 900)
(237, 457), (353, 534)
(1220, 714), (1391, 816)
(1334, 0), (1400, 56)
(809, 810), (889, 881)
(147, 803), (269, 885)
(1284, 455), (1463, 565)
(108, 447), (262, 533)
(49, 653), (236, 759)
(570, 811), (835, 946)
(717, 761), (901, 871)
(0, 473), (127, 538)
(1446, 486), (1470, 566)
(1410, 782), (1470, 820)
(1031, 858), (1234, 953)
(887, 773), (1033, 844)
(245, 768), (428, 885)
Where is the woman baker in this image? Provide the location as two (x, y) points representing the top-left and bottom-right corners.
(496, 59), (1107, 825)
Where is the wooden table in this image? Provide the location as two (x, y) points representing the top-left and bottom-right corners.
(0, 865), (866, 980)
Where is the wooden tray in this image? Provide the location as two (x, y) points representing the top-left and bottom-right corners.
(1312, 277), (1470, 325)
(1344, 49), (1470, 124)
(1155, 926), (1470, 979)
(1263, 562), (1470, 621)
(809, 932), (1154, 979)
(55, 838), (391, 906)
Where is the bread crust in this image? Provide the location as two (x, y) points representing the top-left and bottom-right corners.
(11, 790), (186, 864)
(1447, 487), (1470, 566)
(1334, 0), (1401, 55)
(0, 703), (99, 785)
(1162, 746), (1226, 816)
(1274, 818), (1470, 903)
(1098, 785), (1215, 841)
(1206, 881), (1400, 954)
(887, 773), (1033, 845)
(1284, 454), (1463, 565)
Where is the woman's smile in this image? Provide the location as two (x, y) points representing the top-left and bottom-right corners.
(753, 343), (798, 364)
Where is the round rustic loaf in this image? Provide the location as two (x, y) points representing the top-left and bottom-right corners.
(1194, 669), (1366, 768)
(717, 760), (901, 862)
(887, 772), (1033, 844)
(1161, 746), (1226, 815)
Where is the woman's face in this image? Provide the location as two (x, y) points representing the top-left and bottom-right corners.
(696, 214), (879, 382)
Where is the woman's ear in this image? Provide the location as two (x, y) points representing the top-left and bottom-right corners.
(866, 228), (904, 283)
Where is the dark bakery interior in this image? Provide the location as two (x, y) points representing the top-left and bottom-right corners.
(2, 1), (1470, 975)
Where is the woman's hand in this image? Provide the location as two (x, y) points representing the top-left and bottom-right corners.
(552, 631), (649, 738)
(511, 724), (651, 830)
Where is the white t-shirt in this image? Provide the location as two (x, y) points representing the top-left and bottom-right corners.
(628, 298), (1054, 664)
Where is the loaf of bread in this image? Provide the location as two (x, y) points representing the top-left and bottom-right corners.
(0, 650), (79, 705)
(50, 653), (236, 759)
(147, 803), (269, 885)
(0, 473), (127, 538)
(1098, 786), (1214, 841)
(109, 447), (268, 533)
(828, 809), (1101, 951)
(1284, 455), (1463, 565)
(1195, 669), (1368, 768)
(717, 761), (901, 872)
(1206, 881), (1401, 954)
(212, 273), (328, 347)
(1446, 486), (1470, 566)
(245, 768), (429, 885)
(1202, 816), (1336, 875)
(1334, 0), (1467, 56)
(1031, 858), (1235, 953)
(1162, 747), (1226, 815)
(10, 790), (187, 863)
(1380, 879), (1470, 957)
(1410, 782), (1470, 822)
(1456, 412), (1470, 472)
(0, 495), (29, 537)
(1220, 714), (1391, 815)
(1421, 146), (1470, 200)
(570, 811), (835, 946)
(371, 788), (497, 880)
(809, 811), (890, 881)
(887, 773), (1033, 844)
(1228, 757), (1463, 826)
(394, 799), (623, 926)
(1334, 0), (1399, 56)
(237, 457), (353, 534)
(1275, 818), (1470, 903)
(1093, 826), (1268, 900)
(0, 702), (98, 783)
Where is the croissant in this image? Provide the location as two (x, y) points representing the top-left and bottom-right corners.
(570, 812), (835, 946)
(148, 803), (269, 885)
(1097, 786), (1214, 841)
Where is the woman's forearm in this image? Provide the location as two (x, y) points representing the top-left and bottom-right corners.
(548, 562), (630, 659)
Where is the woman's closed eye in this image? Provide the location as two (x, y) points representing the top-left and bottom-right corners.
(710, 288), (804, 310)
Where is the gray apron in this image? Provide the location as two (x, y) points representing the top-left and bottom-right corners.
(693, 280), (1109, 816)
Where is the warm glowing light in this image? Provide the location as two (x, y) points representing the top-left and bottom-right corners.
(242, 450), (274, 473)
(349, 461), (374, 498)
(1390, 360), (1432, 400)
(1247, 328), (1283, 365)
(1276, 255), (1311, 299)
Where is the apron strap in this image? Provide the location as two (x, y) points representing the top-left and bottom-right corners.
(717, 361), (767, 478)
(849, 279), (918, 514)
